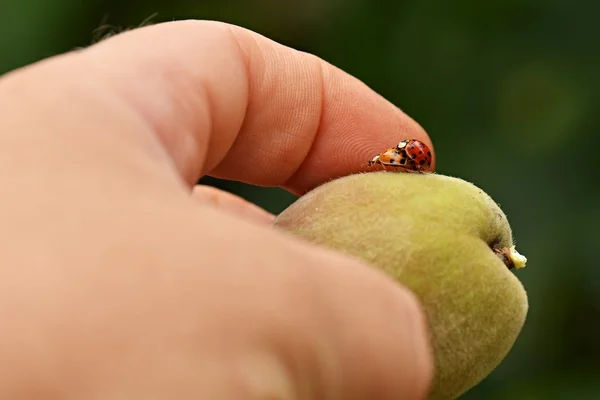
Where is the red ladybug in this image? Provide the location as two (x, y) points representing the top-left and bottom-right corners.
(397, 139), (432, 171)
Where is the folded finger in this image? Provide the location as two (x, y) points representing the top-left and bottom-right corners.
(191, 185), (274, 224)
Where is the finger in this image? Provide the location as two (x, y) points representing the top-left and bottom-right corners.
(0, 20), (433, 196)
(191, 185), (274, 224)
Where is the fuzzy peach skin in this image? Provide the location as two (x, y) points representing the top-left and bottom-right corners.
(273, 172), (529, 400)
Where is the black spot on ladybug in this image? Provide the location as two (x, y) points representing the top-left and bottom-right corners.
(410, 145), (415, 150)
(427, 151), (431, 156)
(419, 150), (423, 154)
(419, 159), (426, 165)
(411, 154), (416, 159)
(400, 158), (406, 165)
(389, 159), (395, 164)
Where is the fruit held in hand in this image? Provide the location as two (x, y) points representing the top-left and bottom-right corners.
(272, 172), (528, 399)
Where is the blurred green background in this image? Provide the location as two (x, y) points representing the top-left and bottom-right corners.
(2, 0), (599, 398)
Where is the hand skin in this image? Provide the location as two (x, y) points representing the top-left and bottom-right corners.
(0, 20), (434, 399)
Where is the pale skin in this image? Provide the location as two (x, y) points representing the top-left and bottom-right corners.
(0, 20), (435, 399)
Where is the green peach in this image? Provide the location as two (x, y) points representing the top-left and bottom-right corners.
(272, 172), (528, 399)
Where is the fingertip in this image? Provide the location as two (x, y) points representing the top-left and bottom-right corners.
(350, 267), (434, 400)
(294, 245), (434, 400)
(393, 285), (435, 399)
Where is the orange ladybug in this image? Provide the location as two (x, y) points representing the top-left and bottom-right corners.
(368, 139), (432, 173)
(368, 147), (414, 169)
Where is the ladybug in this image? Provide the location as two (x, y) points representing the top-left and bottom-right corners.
(368, 147), (415, 170)
(368, 139), (432, 173)
(399, 139), (432, 171)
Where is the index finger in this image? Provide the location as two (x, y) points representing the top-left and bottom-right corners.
(0, 20), (434, 195)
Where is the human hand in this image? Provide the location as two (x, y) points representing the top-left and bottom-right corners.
(0, 20), (434, 399)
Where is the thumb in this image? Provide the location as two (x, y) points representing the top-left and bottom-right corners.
(177, 205), (435, 400)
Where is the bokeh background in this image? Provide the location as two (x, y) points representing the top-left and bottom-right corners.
(3, 1), (599, 398)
